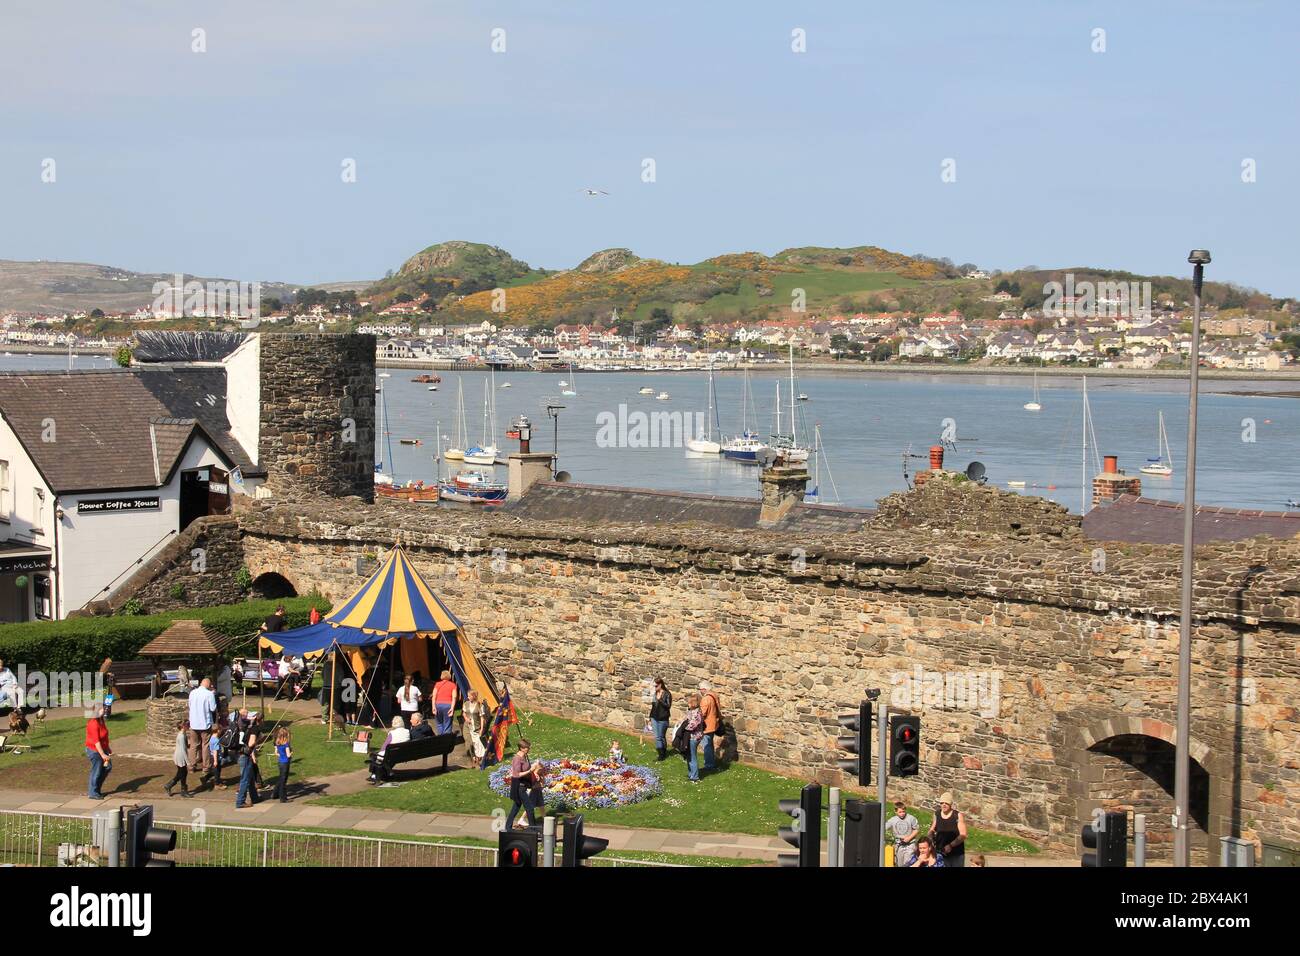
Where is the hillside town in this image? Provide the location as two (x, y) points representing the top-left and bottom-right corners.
(4, 291), (1296, 371)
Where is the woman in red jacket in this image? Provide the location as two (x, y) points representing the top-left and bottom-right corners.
(85, 704), (112, 799)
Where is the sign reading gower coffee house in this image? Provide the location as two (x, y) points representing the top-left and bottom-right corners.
(76, 496), (162, 514)
(0, 555), (50, 572)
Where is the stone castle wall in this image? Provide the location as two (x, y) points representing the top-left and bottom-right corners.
(258, 333), (376, 502)
(233, 495), (1300, 856)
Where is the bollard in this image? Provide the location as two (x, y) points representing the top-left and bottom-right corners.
(542, 815), (556, 868)
(827, 787), (840, 868)
(1133, 813), (1145, 868)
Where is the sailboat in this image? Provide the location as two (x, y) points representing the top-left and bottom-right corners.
(373, 379), (395, 486)
(804, 424), (841, 503)
(722, 367), (768, 463)
(1024, 371), (1042, 411)
(1140, 410), (1174, 477)
(561, 363), (577, 397)
(464, 372), (500, 466)
(444, 378), (467, 461)
(686, 366), (722, 454)
(769, 345), (809, 462)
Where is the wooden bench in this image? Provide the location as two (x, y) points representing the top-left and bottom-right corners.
(368, 732), (459, 783)
(104, 661), (162, 699)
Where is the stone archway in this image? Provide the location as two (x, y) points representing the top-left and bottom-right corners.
(250, 571), (298, 600)
(1064, 716), (1227, 865)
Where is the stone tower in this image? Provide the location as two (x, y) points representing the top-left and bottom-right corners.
(258, 332), (376, 501)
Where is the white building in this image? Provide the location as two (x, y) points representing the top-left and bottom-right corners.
(0, 351), (266, 621)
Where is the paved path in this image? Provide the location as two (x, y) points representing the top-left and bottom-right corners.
(0, 785), (1069, 865)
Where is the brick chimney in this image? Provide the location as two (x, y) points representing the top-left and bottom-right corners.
(759, 462), (810, 527)
(1092, 454), (1142, 506)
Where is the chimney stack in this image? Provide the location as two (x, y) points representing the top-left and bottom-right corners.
(759, 461), (810, 527)
(1093, 454), (1141, 506)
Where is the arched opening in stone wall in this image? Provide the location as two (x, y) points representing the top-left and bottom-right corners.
(250, 572), (298, 600)
(1086, 734), (1211, 864)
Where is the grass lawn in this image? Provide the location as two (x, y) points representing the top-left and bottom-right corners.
(314, 709), (1039, 855)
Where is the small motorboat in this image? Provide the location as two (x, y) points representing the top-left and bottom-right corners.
(656, 391), (670, 401)
(427, 385), (438, 391)
(638, 387), (654, 395)
(797, 393), (810, 402)
(500, 382), (512, 388)
(399, 438), (422, 446)
(1006, 480), (1026, 488)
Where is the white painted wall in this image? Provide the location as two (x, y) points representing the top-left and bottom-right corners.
(56, 437), (230, 617)
(223, 332), (260, 466)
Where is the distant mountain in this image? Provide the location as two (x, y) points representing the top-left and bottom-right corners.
(363, 241), (549, 308)
(0, 260), (305, 315)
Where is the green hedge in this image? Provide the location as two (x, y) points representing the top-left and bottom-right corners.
(0, 597), (330, 673)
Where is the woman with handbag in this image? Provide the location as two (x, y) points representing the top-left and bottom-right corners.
(648, 677), (672, 761)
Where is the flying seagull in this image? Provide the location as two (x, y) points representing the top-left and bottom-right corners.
(580, 188), (609, 196)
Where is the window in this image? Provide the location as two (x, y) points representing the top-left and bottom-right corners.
(0, 460), (8, 520)
(32, 487), (44, 535)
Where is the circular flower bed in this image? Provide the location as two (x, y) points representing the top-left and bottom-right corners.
(489, 756), (662, 810)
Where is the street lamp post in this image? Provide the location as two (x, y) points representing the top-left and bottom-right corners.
(1174, 249), (1210, 867)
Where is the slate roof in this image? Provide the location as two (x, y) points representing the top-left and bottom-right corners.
(0, 368), (258, 493)
(1083, 495), (1300, 545)
(138, 619), (238, 657)
(506, 481), (873, 533)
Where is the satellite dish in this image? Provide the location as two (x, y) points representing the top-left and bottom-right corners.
(555, 471), (572, 483)
(965, 461), (987, 484)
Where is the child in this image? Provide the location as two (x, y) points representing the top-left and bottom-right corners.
(609, 741), (625, 765)
(527, 759), (546, 817)
(272, 726), (293, 802)
(206, 727), (226, 788)
(164, 720), (191, 797)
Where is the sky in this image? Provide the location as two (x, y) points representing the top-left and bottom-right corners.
(2, 0), (1297, 295)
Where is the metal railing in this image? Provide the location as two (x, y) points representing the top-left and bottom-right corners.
(0, 810), (683, 867)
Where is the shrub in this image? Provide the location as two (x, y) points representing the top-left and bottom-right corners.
(0, 597), (330, 673)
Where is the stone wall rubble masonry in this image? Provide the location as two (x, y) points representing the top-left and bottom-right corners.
(258, 333), (376, 502)
(229, 492), (1300, 853)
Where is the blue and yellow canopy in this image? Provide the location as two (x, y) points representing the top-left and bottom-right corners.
(259, 547), (499, 709)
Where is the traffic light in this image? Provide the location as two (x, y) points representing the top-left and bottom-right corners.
(125, 805), (176, 868)
(842, 799), (882, 867)
(836, 700), (871, 787)
(889, 714), (920, 777)
(777, 783), (822, 868)
(1081, 811), (1127, 867)
(498, 826), (539, 867)
(561, 814), (609, 867)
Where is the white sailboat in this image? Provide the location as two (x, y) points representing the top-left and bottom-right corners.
(803, 424), (841, 503)
(1140, 410), (1174, 477)
(1024, 371), (1042, 411)
(464, 372), (499, 466)
(686, 366), (722, 454)
(770, 345), (809, 462)
(561, 363), (577, 397)
(444, 377), (467, 461)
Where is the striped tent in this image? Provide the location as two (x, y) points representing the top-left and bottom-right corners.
(259, 547), (500, 709)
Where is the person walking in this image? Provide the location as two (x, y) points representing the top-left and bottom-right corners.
(885, 800), (920, 867)
(697, 681), (722, 773)
(648, 677), (672, 761)
(504, 738), (537, 829)
(929, 791), (967, 868)
(272, 727), (293, 802)
(432, 670), (457, 735)
(682, 694), (704, 783)
(164, 720), (192, 797)
(187, 677), (217, 773)
(462, 690), (487, 763)
(395, 674), (422, 728)
(234, 710), (261, 809)
(85, 704), (112, 799)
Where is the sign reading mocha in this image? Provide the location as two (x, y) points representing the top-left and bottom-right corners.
(0, 333), (374, 621)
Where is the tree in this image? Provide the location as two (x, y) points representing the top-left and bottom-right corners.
(114, 346), (132, 367)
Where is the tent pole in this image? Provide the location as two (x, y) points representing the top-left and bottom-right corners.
(327, 644), (336, 742)
(258, 642), (265, 714)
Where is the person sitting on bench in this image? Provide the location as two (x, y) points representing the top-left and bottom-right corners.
(368, 716), (410, 782)
(408, 711), (433, 741)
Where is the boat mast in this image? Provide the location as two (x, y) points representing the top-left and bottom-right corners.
(1080, 377), (1086, 515)
(789, 344), (798, 446)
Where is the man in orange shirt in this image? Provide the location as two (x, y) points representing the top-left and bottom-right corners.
(698, 681), (722, 773)
(432, 669), (458, 735)
(85, 704), (112, 799)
